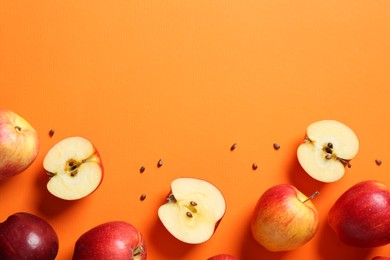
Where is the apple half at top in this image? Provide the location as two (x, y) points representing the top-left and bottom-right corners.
(158, 178), (226, 244)
(43, 136), (103, 200)
(297, 120), (359, 182)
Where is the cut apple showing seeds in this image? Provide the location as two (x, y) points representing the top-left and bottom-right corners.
(297, 120), (359, 182)
(43, 136), (103, 200)
(158, 177), (226, 244)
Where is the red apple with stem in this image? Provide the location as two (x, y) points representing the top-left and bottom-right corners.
(0, 212), (59, 260)
(0, 109), (39, 180)
(251, 184), (319, 251)
(328, 180), (390, 247)
(73, 221), (146, 260)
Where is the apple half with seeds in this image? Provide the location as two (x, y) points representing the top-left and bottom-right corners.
(297, 120), (359, 182)
(43, 136), (103, 200)
(158, 177), (226, 244)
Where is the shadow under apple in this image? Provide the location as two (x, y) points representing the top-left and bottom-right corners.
(147, 216), (196, 259)
(34, 169), (81, 218)
(316, 219), (373, 260)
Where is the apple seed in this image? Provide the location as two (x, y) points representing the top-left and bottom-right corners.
(186, 212), (193, 218)
(375, 159), (382, 166)
(140, 193), (146, 201)
(230, 143), (237, 151)
(140, 166), (145, 173)
(190, 201), (197, 206)
(273, 143), (280, 150)
(49, 129), (55, 137)
(157, 159), (163, 167)
(252, 163), (258, 170)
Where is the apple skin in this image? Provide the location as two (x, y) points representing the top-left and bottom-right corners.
(207, 254), (238, 260)
(73, 221), (146, 260)
(0, 212), (59, 260)
(372, 257), (390, 260)
(251, 184), (319, 252)
(328, 180), (390, 247)
(0, 109), (39, 179)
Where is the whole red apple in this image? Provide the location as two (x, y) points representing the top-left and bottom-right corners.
(73, 221), (146, 260)
(251, 184), (319, 251)
(328, 180), (390, 247)
(0, 109), (39, 179)
(0, 212), (59, 260)
(207, 253), (238, 260)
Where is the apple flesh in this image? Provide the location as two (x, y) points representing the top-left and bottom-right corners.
(207, 254), (238, 260)
(43, 136), (103, 200)
(328, 180), (390, 247)
(158, 177), (226, 244)
(251, 184), (319, 251)
(72, 221), (146, 260)
(297, 120), (359, 182)
(0, 212), (59, 260)
(0, 109), (39, 179)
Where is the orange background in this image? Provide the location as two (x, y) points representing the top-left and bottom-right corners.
(1, 1), (390, 259)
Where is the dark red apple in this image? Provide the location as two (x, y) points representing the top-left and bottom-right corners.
(207, 253), (238, 260)
(73, 221), (146, 260)
(328, 180), (390, 247)
(0, 212), (59, 260)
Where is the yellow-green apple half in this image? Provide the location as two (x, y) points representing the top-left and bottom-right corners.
(251, 184), (319, 252)
(158, 177), (226, 244)
(328, 180), (390, 247)
(73, 221), (146, 260)
(0, 109), (39, 179)
(43, 136), (103, 200)
(297, 120), (359, 182)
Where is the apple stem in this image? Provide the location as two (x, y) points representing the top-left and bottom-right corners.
(167, 194), (177, 203)
(337, 158), (352, 168)
(132, 246), (144, 257)
(303, 191), (320, 203)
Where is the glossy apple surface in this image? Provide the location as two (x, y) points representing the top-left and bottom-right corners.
(0, 212), (59, 260)
(297, 120), (359, 182)
(251, 184), (319, 251)
(328, 180), (390, 247)
(73, 221), (146, 260)
(43, 136), (104, 200)
(0, 109), (39, 179)
(158, 177), (226, 244)
(207, 253), (238, 260)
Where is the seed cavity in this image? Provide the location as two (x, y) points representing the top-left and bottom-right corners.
(65, 159), (81, 176)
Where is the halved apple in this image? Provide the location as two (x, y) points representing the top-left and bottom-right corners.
(297, 120), (359, 182)
(43, 136), (103, 200)
(158, 177), (226, 244)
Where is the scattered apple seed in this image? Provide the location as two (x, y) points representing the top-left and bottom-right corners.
(252, 163), (258, 170)
(230, 143), (237, 151)
(186, 212), (193, 218)
(49, 129), (55, 137)
(139, 166), (145, 173)
(273, 143), (280, 150)
(140, 193), (146, 201)
(157, 159), (163, 167)
(375, 159), (382, 166)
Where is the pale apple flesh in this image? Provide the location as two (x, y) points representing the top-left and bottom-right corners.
(0, 109), (39, 179)
(297, 120), (359, 182)
(251, 184), (319, 252)
(158, 178), (226, 244)
(43, 137), (103, 200)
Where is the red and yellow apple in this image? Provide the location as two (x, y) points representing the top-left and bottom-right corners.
(251, 184), (319, 251)
(43, 136), (103, 200)
(328, 180), (390, 247)
(158, 177), (226, 244)
(0, 109), (39, 179)
(0, 212), (59, 260)
(297, 120), (359, 182)
(73, 221), (146, 260)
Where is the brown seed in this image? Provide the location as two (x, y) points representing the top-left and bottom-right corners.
(157, 159), (163, 167)
(375, 159), (382, 166)
(273, 143), (280, 150)
(230, 143), (237, 151)
(49, 129), (55, 137)
(190, 201), (197, 206)
(140, 193), (146, 201)
(186, 212), (193, 218)
(139, 166), (145, 173)
(252, 163), (258, 170)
